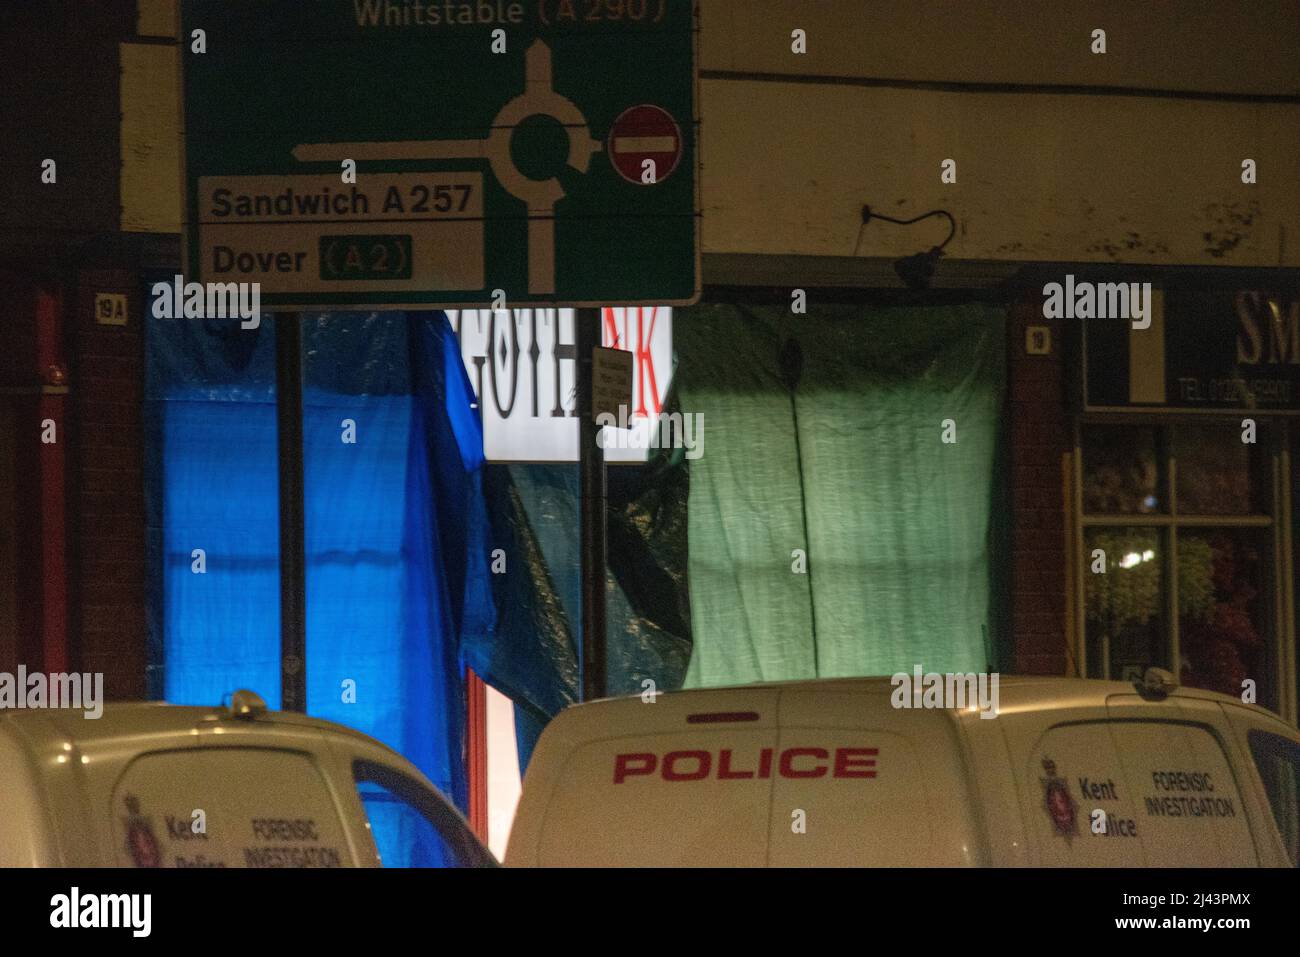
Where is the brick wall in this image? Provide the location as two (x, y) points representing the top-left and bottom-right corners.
(0, 272), (41, 673)
(0, 1), (147, 696)
(68, 269), (148, 699)
(1008, 296), (1072, 674)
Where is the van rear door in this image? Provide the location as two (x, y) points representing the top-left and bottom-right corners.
(506, 687), (781, 866)
(506, 682), (988, 867)
(767, 685), (986, 866)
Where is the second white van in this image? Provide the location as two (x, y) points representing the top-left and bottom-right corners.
(505, 673), (1300, 867)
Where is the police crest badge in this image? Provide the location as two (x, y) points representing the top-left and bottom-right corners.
(123, 794), (162, 868)
(1040, 757), (1078, 840)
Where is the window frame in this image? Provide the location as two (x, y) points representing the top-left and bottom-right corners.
(1071, 414), (1297, 723)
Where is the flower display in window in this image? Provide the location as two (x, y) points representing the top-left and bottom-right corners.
(1085, 530), (1162, 631)
(1179, 533), (1263, 697)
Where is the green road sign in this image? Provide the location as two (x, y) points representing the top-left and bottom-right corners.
(180, 0), (699, 309)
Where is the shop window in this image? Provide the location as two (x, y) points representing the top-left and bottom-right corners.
(1174, 423), (1271, 515)
(1081, 425), (1164, 515)
(1082, 526), (1166, 682)
(1081, 423), (1281, 709)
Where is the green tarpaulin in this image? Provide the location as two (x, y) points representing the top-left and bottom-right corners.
(676, 302), (1007, 686)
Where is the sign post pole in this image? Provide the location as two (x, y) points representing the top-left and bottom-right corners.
(275, 312), (307, 712)
(577, 306), (607, 702)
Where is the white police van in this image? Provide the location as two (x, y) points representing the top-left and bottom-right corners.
(0, 691), (494, 868)
(505, 673), (1300, 867)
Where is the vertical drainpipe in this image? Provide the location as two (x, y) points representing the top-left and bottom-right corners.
(35, 284), (69, 676)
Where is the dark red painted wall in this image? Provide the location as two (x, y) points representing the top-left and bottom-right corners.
(1007, 296), (1072, 674)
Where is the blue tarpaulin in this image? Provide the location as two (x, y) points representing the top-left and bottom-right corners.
(144, 305), (493, 827)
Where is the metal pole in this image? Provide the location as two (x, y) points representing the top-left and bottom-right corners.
(275, 312), (307, 712)
(576, 307), (607, 702)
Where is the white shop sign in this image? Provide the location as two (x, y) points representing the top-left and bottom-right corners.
(447, 306), (673, 463)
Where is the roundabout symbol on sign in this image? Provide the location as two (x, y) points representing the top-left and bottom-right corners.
(293, 40), (601, 296)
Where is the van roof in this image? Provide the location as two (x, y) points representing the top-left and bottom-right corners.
(0, 700), (405, 761)
(572, 675), (1271, 720)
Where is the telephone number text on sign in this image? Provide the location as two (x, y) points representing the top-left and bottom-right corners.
(196, 173), (484, 295)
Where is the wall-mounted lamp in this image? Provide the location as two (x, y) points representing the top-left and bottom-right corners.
(858, 205), (957, 290)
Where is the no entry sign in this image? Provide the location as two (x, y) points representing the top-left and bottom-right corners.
(608, 105), (684, 185)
